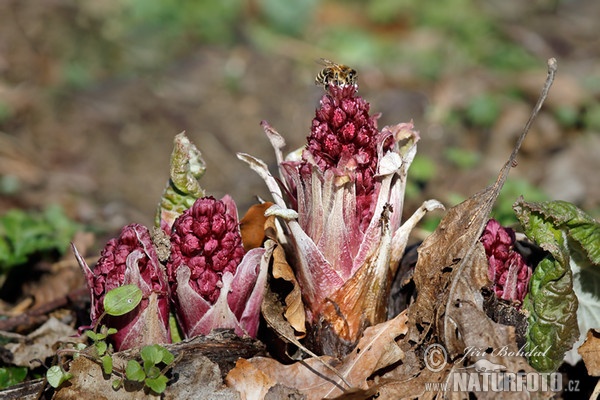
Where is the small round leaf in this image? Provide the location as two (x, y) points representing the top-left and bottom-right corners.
(101, 355), (113, 375)
(46, 366), (72, 388)
(145, 375), (168, 394)
(141, 345), (162, 365)
(104, 285), (143, 316)
(125, 360), (145, 382)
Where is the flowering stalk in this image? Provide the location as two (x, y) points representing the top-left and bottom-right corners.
(240, 82), (442, 355)
(74, 224), (171, 351)
(167, 196), (267, 338)
(481, 219), (532, 304)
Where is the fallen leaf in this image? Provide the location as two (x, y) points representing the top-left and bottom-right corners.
(384, 60), (560, 398)
(240, 202), (274, 251)
(578, 329), (600, 376)
(5, 317), (78, 367)
(225, 358), (277, 400)
(264, 215), (306, 337)
(226, 311), (408, 400)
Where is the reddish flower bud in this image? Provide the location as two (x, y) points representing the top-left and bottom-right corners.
(75, 224), (171, 351)
(167, 196), (267, 338)
(481, 219), (532, 304)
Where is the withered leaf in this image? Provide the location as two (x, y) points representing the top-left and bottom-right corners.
(226, 311), (408, 400)
(240, 202), (274, 251)
(264, 215), (307, 337)
(578, 329), (600, 376)
(397, 60), (558, 391)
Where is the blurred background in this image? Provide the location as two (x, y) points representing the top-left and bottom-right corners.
(1, 0), (599, 243)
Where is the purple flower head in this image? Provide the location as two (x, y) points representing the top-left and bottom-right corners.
(167, 196), (267, 338)
(301, 85), (393, 230)
(481, 219), (532, 304)
(75, 223), (171, 351)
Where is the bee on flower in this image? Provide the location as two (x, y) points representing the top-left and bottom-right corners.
(315, 58), (358, 91)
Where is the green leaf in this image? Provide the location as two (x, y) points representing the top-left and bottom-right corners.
(515, 200), (600, 366)
(101, 355), (113, 375)
(0, 205), (80, 273)
(125, 360), (145, 382)
(95, 340), (108, 356)
(112, 378), (122, 390)
(514, 200), (582, 372)
(145, 365), (161, 380)
(85, 330), (98, 341)
(106, 327), (118, 336)
(140, 344), (162, 365)
(46, 365), (72, 388)
(104, 285), (143, 316)
(145, 375), (168, 394)
(0, 366), (27, 389)
(158, 346), (175, 365)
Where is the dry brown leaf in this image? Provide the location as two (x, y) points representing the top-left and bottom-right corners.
(240, 202), (274, 251)
(225, 358), (277, 400)
(265, 216), (306, 337)
(5, 317), (79, 367)
(226, 311), (408, 400)
(578, 329), (600, 376)
(384, 61), (559, 399)
(271, 243), (306, 337)
(54, 356), (159, 400)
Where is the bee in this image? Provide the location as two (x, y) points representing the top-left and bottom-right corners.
(315, 58), (357, 89)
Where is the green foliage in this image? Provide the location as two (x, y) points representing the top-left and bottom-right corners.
(258, 0), (317, 36)
(124, 0), (243, 47)
(0, 205), (80, 275)
(465, 93), (501, 128)
(582, 101), (600, 131)
(124, 344), (176, 394)
(103, 284), (143, 317)
(0, 366), (27, 389)
(554, 105), (580, 128)
(46, 365), (73, 389)
(492, 179), (547, 226)
(406, 154), (436, 199)
(444, 147), (480, 170)
(514, 200), (595, 372)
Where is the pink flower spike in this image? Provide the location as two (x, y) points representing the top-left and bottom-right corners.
(167, 196), (266, 338)
(481, 219), (533, 305)
(74, 223), (171, 351)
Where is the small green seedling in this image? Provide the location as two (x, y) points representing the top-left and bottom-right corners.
(115, 344), (175, 394)
(46, 365), (73, 389)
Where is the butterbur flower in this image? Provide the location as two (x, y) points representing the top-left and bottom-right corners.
(239, 82), (442, 355)
(481, 219), (532, 304)
(167, 195), (267, 338)
(74, 224), (171, 351)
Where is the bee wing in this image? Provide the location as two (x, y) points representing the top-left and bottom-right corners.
(316, 58), (336, 67)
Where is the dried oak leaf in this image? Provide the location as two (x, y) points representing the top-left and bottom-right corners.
(225, 311), (408, 400)
(264, 215), (306, 337)
(578, 329), (600, 376)
(240, 202), (274, 252)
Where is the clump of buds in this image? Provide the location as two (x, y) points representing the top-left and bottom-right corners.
(76, 224), (171, 351)
(481, 219), (532, 304)
(240, 78), (442, 356)
(76, 134), (268, 350)
(167, 196), (267, 339)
